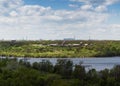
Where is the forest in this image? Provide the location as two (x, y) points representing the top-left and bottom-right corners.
(0, 58), (119, 86)
(0, 40), (120, 58)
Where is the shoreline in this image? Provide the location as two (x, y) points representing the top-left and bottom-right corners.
(0, 55), (120, 58)
(0, 40), (120, 58)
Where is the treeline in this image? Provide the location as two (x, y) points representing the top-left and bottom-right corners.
(0, 40), (120, 57)
(0, 58), (120, 86)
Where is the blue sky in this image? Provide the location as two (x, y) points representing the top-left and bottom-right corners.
(0, 0), (120, 40)
(24, 0), (80, 10)
(24, 0), (120, 11)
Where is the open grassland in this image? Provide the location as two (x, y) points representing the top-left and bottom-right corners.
(0, 40), (120, 58)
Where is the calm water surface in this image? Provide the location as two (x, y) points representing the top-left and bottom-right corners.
(18, 57), (120, 71)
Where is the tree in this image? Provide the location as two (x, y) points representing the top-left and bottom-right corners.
(54, 59), (73, 79)
(73, 64), (86, 80)
(39, 60), (53, 73)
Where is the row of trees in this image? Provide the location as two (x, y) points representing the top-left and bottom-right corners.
(0, 58), (120, 86)
(6, 59), (120, 86)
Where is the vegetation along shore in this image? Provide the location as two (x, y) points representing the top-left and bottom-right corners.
(0, 58), (120, 86)
(0, 40), (120, 58)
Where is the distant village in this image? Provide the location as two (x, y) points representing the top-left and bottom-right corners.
(47, 41), (90, 47)
(3, 37), (93, 47)
(47, 38), (92, 47)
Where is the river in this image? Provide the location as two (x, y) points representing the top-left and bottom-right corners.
(17, 57), (120, 71)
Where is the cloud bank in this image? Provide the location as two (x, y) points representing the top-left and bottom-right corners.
(0, 0), (119, 40)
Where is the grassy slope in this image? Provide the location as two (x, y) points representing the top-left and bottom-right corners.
(0, 40), (120, 58)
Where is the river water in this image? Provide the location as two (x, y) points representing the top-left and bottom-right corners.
(17, 57), (120, 71)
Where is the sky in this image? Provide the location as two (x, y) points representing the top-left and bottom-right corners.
(0, 0), (120, 40)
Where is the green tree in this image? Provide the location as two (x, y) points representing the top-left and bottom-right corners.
(54, 59), (73, 79)
(73, 64), (86, 80)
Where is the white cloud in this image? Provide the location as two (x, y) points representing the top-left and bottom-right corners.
(105, 0), (119, 5)
(70, 0), (120, 12)
(81, 4), (93, 10)
(0, 0), (23, 15)
(69, 4), (78, 8)
(16, 5), (52, 16)
(95, 5), (107, 12)
(9, 11), (18, 17)
(70, 0), (119, 5)
(0, 0), (119, 40)
(70, 0), (105, 5)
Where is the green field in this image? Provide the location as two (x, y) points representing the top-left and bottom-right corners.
(0, 40), (120, 58)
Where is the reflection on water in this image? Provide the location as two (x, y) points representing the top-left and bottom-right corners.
(4, 56), (120, 71)
(18, 57), (120, 71)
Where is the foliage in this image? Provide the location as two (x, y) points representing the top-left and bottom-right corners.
(0, 58), (119, 86)
(0, 40), (120, 57)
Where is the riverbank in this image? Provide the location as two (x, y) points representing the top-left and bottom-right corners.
(0, 57), (120, 86)
(0, 40), (120, 58)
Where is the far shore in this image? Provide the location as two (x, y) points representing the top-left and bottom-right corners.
(0, 40), (119, 58)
